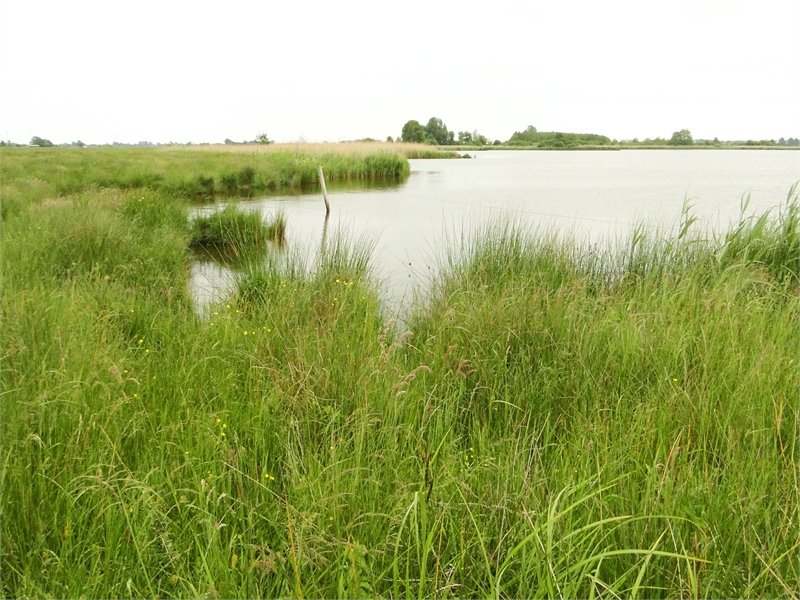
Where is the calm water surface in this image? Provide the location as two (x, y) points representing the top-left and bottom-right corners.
(191, 149), (800, 314)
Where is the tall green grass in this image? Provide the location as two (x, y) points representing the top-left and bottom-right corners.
(0, 147), (410, 204)
(717, 184), (800, 283)
(1, 150), (797, 597)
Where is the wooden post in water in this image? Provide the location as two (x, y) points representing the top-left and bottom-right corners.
(317, 166), (330, 216)
(320, 212), (329, 256)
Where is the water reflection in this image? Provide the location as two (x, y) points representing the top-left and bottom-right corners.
(189, 242), (287, 315)
(190, 259), (241, 315)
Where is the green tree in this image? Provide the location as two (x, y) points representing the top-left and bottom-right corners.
(30, 136), (53, 147)
(424, 117), (454, 145)
(401, 120), (425, 143)
(668, 129), (693, 146)
(256, 132), (272, 144)
(460, 130), (488, 146)
(507, 125), (538, 145)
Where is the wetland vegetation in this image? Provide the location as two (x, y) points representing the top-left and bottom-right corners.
(1, 146), (797, 598)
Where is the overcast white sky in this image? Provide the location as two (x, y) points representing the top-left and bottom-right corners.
(1, 0), (798, 145)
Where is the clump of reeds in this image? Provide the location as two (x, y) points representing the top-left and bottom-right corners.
(190, 205), (285, 254)
(717, 183), (799, 283)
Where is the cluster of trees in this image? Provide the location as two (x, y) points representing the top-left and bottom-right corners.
(507, 126), (611, 148)
(401, 118), (455, 145)
(740, 139), (778, 146)
(0, 137), (84, 147)
(457, 130), (492, 146)
(668, 129), (693, 146)
(30, 136), (54, 147)
(401, 118), (496, 146)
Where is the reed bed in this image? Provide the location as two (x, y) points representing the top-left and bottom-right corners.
(1, 148), (797, 597)
(172, 141), (464, 159)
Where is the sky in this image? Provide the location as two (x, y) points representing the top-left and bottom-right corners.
(1, 0), (798, 145)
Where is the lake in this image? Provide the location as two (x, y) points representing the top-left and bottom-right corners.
(191, 149), (800, 314)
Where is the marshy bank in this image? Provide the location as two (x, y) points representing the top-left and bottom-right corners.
(0, 144), (421, 207)
(1, 147), (797, 598)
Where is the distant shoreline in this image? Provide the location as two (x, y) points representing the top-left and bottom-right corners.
(447, 144), (800, 152)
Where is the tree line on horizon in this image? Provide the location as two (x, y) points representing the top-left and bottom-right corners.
(3, 130), (799, 149)
(399, 119), (800, 148)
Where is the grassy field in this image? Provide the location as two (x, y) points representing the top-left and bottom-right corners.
(1, 148), (797, 598)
